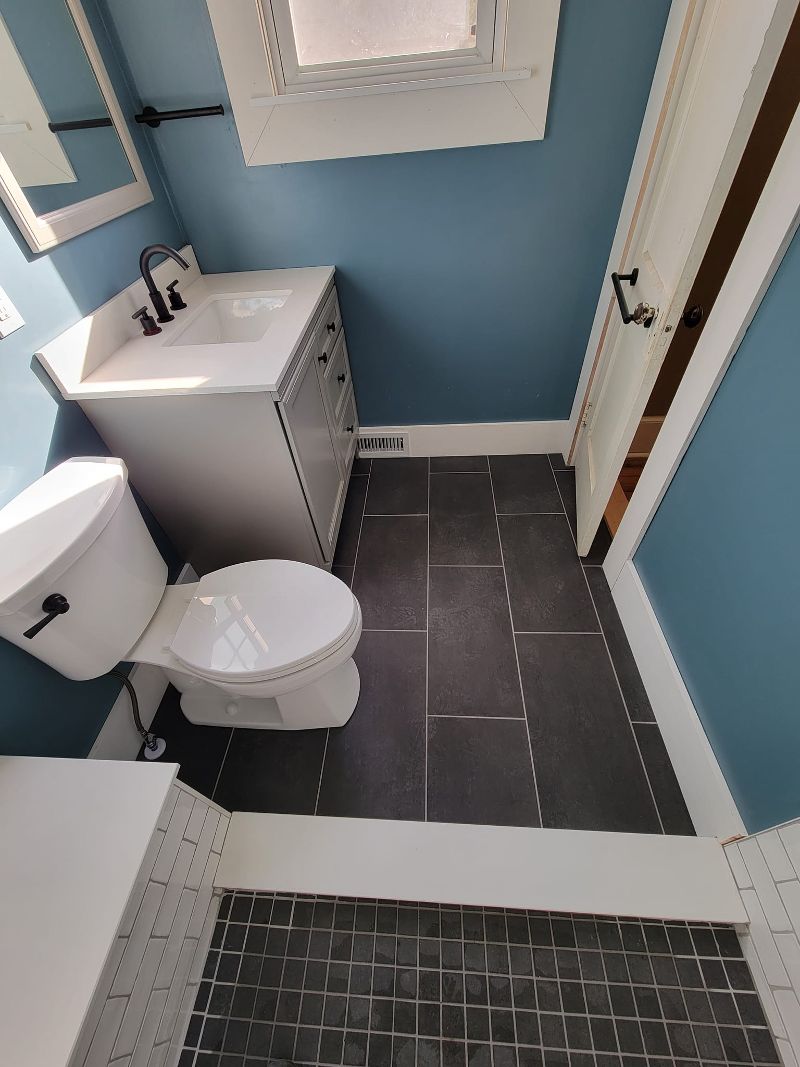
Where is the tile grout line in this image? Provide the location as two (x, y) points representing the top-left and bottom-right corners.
(487, 457), (543, 829)
(550, 470), (666, 836)
(425, 456), (431, 823)
(315, 460), (372, 816)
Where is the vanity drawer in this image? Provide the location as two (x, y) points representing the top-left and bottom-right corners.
(335, 387), (358, 473)
(317, 288), (342, 350)
(323, 332), (352, 424)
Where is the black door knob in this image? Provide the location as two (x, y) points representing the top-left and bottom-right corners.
(682, 304), (704, 329)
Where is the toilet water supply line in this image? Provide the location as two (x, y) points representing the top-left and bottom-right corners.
(108, 669), (166, 760)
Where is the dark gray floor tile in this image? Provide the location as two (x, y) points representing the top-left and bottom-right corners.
(317, 631), (426, 820)
(428, 567), (523, 718)
(365, 458), (428, 514)
(583, 567), (655, 722)
(430, 456), (489, 473)
(332, 565), (354, 588)
(516, 634), (661, 832)
(213, 727), (327, 813)
(352, 515), (427, 629)
(548, 453), (571, 471)
(430, 474), (501, 566)
(499, 515), (599, 633)
(140, 685), (231, 798)
(427, 717), (540, 827)
(634, 723), (695, 835)
(554, 470), (577, 538)
(489, 455), (563, 514)
(352, 457), (371, 476)
(333, 476), (368, 566)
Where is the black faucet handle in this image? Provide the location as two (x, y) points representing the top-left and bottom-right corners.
(132, 306), (162, 337)
(166, 279), (188, 311)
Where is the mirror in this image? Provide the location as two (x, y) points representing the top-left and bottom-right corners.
(0, 0), (151, 252)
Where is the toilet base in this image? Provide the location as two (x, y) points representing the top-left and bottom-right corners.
(166, 657), (360, 730)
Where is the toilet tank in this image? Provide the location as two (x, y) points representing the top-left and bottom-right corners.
(0, 457), (168, 680)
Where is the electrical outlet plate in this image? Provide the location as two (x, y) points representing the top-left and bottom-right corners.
(0, 285), (24, 338)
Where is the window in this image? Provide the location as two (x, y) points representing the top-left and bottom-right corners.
(207, 0), (560, 166)
(264, 0), (504, 95)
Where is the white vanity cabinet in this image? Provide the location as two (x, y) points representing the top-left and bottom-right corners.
(67, 266), (359, 575)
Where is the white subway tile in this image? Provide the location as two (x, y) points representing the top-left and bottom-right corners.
(130, 987), (169, 1067)
(740, 838), (792, 931)
(780, 881), (800, 937)
(153, 840), (195, 938)
(184, 800), (208, 844)
(156, 939), (197, 1045)
(759, 830), (798, 882)
(775, 989), (800, 1051)
(725, 843), (753, 889)
(170, 976), (201, 1063)
(119, 831), (165, 938)
(189, 903), (219, 987)
(187, 854), (220, 939)
(780, 823), (800, 879)
(776, 932), (800, 992)
(109, 1058), (131, 1067)
(113, 939), (167, 1058)
(742, 933), (787, 1039)
(186, 810), (220, 890)
(741, 889), (790, 988)
(777, 1037), (799, 1067)
(85, 997), (126, 1067)
(112, 883), (165, 996)
(154, 890), (197, 990)
(147, 1042), (169, 1067)
(212, 814), (230, 854)
(156, 788), (179, 832)
(151, 794), (193, 884)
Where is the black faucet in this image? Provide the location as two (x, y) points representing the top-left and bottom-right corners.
(139, 244), (190, 324)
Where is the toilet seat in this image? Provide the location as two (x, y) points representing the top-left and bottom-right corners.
(169, 559), (359, 685)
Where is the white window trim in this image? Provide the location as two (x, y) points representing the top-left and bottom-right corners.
(266, 0), (502, 93)
(207, 0), (561, 166)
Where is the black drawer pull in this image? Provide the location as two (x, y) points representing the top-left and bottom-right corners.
(337, 373), (346, 384)
(318, 353), (328, 365)
(346, 425), (354, 434)
(326, 321), (336, 333)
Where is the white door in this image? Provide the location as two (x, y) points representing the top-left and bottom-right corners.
(573, 0), (795, 555)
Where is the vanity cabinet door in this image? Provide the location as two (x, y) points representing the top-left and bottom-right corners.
(279, 346), (345, 559)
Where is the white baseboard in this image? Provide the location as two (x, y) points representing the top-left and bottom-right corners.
(360, 420), (569, 457)
(610, 560), (745, 840)
(89, 563), (198, 762)
(216, 813), (746, 922)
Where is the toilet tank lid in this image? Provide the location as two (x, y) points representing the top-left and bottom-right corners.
(0, 457), (128, 615)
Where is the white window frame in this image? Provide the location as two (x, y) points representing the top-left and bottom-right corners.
(207, 0), (561, 167)
(265, 0), (504, 95)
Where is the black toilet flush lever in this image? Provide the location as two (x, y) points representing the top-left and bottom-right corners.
(166, 279), (187, 311)
(132, 306), (161, 337)
(24, 594), (70, 640)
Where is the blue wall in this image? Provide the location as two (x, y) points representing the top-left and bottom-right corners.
(102, 0), (669, 425)
(0, 0), (185, 758)
(636, 226), (800, 834)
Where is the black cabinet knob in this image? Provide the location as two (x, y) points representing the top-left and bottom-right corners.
(318, 353), (328, 365)
(326, 321), (336, 333)
(346, 425), (354, 434)
(337, 373), (346, 384)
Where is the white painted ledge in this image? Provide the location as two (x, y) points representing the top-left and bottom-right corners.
(216, 813), (746, 923)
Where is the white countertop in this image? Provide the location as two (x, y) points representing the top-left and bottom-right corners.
(0, 756), (177, 1067)
(37, 261), (334, 400)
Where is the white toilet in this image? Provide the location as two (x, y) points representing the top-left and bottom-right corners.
(0, 456), (362, 730)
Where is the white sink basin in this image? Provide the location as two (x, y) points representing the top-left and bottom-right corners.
(165, 291), (291, 347)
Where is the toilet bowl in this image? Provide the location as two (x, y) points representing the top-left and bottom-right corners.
(0, 457), (361, 730)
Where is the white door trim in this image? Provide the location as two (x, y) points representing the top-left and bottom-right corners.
(604, 100), (800, 585)
(610, 562), (745, 840)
